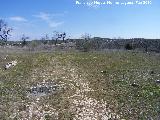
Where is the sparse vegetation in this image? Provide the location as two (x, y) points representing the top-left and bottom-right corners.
(0, 51), (160, 119)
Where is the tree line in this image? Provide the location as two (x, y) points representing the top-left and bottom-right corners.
(1, 19), (160, 53)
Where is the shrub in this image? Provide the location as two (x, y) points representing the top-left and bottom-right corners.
(125, 43), (133, 50)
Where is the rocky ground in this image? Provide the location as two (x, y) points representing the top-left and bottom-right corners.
(0, 51), (159, 119)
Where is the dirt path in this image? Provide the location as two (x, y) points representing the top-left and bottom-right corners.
(67, 67), (120, 120)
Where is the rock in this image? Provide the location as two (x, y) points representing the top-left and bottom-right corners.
(156, 80), (160, 84)
(101, 71), (107, 74)
(11, 60), (17, 66)
(4, 63), (12, 69)
(150, 70), (154, 74)
(4, 60), (17, 70)
(39, 87), (44, 93)
(131, 83), (139, 87)
(27, 82), (60, 98)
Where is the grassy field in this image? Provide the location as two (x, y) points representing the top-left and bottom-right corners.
(0, 50), (160, 120)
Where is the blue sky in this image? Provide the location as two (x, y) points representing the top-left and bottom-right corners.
(0, 0), (160, 40)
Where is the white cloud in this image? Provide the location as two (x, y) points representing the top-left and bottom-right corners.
(34, 12), (64, 28)
(34, 12), (50, 21)
(49, 21), (64, 28)
(10, 16), (27, 22)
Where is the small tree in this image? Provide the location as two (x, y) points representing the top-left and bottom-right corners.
(0, 19), (12, 45)
(52, 31), (66, 45)
(21, 34), (29, 47)
(62, 32), (66, 42)
(125, 43), (133, 50)
(143, 40), (150, 52)
(41, 34), (49, 45)
(53, 31), (58, 45)
(82, 33), (91, 51)
(81, 33), (91, 40)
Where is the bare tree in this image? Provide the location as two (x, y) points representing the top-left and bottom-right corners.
(45, 34), (49, 40)
(0, 19), (12, 44)
(62, 32), (66, 42)
(41, 34), (49, 44)
(52, 31), (58, 45)
(81, 33), (91, 40)
(52, 31), (66, 45)
(21, 34), (29, 47)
